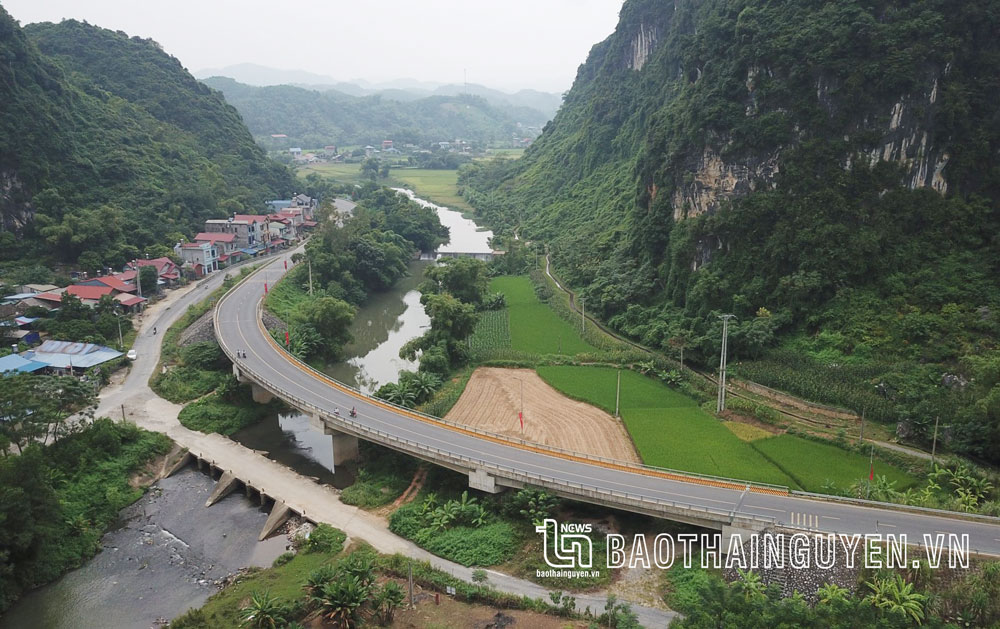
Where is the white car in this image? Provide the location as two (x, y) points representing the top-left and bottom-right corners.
(126, 349), (138, 360)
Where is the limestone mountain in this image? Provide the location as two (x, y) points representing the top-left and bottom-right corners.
(0, 9), (294, 270)
(462, 0), (1000, 461)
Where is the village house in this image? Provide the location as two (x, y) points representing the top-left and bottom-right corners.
(194, 232), (242, 267)
(203, 214), (269, 253)
(174, 241), (218, 278)
(127, 257), (182, 288)
(21, 340), (123, 376)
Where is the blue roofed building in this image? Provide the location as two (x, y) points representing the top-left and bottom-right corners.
(0, 354), (48, 374)
(22, 340), (123, 375)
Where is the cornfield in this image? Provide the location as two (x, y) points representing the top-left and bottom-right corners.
(735, 350), (897, 422)
(468, 308), (511, 359)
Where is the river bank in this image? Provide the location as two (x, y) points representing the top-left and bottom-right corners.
(0, 466), (287, 629)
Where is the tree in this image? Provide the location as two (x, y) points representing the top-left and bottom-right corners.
(361, 157), (380, 182)
(0, 374), (96, 453)
(139, 266), (158, 295)
(422, 257), (489, 306)
(296, 297), (355, 359)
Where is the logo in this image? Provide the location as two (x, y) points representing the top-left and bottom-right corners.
(535, 518), (593, 569)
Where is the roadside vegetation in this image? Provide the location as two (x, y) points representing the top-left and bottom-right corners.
(169, 528), (605, 629)
(0, 418), (171, 613)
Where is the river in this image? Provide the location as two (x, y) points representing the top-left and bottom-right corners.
(0, 191), (489, 627)
(0, 467), (287, 629)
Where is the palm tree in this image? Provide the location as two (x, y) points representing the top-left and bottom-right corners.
(240, 590), (287, 629)
(865, 574), (927, 625)
(371, 581), (405, 626)
(410, 371), (441, 401)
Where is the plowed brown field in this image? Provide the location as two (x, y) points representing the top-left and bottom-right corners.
(444, 367), (640, 463)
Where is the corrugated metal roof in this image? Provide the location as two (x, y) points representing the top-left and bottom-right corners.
(24, 341), (123, 369)
(0, 354), (48, 374)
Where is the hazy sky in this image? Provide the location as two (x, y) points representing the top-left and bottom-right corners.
(3, 0), (626, 92)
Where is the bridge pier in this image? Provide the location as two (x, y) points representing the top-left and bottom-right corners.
(309, 414), (359, 470)
(469, 468), (502, 494)
(233, 363), (247, 383)
(721, 524), (764, 555)
(251, 382), (275, 404)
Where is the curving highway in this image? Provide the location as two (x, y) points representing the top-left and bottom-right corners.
(215, 250), (1000, 556)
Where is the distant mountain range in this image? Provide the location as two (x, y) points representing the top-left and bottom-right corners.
(193, 63), (563, 121)
(202, 76), (550, 149)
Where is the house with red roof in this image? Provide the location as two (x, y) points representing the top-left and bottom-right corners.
(127, 257), (181, 287)
(194, 232), (243, 267)
(76, 275), (136, 295)
(65, 284), (114, 306)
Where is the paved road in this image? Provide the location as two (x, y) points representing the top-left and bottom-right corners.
(217, 250), (1000, 558)
(94, 258), (677, 626)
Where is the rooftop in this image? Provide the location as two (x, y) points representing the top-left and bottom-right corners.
(65, 285), (114, 301)
(195, 232), (236, 243)
(0, 354), (47, 374)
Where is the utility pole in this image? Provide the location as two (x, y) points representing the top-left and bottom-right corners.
(135, 260), (143, 299)
(308, 258), (314, 296)
(866, 444), (874, 499)
(117, 315), (123, 350)
(716, 314), (735, 413)
(931, 415), (941, 467)
(859, 408), (866, 444)
(615, 369), (621, 418)
(581, 296), (585, 334)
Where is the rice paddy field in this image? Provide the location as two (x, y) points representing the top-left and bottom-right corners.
(535, 365), (922, 491)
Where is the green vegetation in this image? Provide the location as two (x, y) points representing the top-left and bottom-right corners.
(491, 275), (596, 356)
(0, 419), (171, 613)
(668, 561), (1000, 629)
(468, 308), (511, 358)
(459, 0), (1000, 467)
(752, 435), (919, 493)
(391, 169), (474, 213)
(177, 386), (282, 436)
(339, 443), (419, 508)
(202, 76), (542, 149)
(0, 13), (292, 269)
(536, 365), (923, 490)
(150, 271), (251, 403)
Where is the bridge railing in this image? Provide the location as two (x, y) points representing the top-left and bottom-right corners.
(240, 359), (776, 528)
(214, 254), (783, 524)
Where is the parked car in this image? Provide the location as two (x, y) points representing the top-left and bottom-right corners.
(126, 349), (137, 360)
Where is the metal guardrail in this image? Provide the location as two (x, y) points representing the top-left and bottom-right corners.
(791, 489), (1000, 525)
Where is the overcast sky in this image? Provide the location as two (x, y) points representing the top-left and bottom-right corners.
(3, 0), (625, 92)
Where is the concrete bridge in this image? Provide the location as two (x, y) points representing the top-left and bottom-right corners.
(214, 249), (1000, 555)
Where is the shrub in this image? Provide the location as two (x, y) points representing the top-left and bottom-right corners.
(305, 524), (346, 554)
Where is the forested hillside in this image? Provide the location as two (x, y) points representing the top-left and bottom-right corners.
(462, 0), (1000, 462)
(0, 9), (293, 272)
(201, 77), (538, 149)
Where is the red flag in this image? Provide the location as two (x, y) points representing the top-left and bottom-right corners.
(264, 281), (268, 294)
(285, 331), (290, 347)
(284, 260), (288, 270)
(869, 462), (874, 481)
(519, 411), (523, 430)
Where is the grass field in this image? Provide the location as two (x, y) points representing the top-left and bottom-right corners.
(491, 276), (597, 356)
(298, 161), (366, 185)
(297, 163), (475, 213)
(535, 365), (923, 491)
(535, 365), (795, 486)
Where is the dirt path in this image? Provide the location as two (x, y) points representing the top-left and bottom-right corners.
(446, 367), (641, 463)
